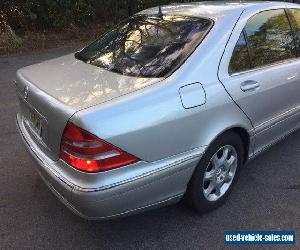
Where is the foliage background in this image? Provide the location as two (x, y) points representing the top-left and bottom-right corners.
(0, 0), (295, 54)
(0, 0), (294, 32)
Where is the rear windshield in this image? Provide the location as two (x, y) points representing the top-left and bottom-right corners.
(75, 15), (212, 78)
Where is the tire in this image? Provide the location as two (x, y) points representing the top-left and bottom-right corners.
(185, 131), (245, 214)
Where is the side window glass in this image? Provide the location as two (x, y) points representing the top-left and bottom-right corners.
(287, 8), (300, 55)
(245, 9), (295, 68)
(229, 32), (251, 74)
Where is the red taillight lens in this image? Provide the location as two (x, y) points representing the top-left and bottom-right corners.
(60, 123), (139, 172)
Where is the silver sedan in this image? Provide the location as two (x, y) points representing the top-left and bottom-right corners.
(15, 1), (300, 219)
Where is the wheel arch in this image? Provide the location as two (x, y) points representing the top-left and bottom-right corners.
(206, 126), (251, 164)
(230, 127), (251, 163)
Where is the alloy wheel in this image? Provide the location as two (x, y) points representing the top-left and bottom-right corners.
(202, 145), (238, 202)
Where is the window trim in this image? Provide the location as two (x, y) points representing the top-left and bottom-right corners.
(229, 8), (299, 76)
(230, 56), (300, 77)
(285, 8), (300, 57)
(243, 29), (253, 69)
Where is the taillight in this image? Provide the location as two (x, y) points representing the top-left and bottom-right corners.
(60, 123), (139, 172)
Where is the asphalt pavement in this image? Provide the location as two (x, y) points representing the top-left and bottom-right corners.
(0, 48), (299, 250)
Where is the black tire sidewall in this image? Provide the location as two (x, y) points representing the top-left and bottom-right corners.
(186, 131), (245, 213)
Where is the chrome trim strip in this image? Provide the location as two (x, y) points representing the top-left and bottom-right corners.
(249, 122), (300, 160)
(229, 57), (300, 77)
(254, 105), (300, 134)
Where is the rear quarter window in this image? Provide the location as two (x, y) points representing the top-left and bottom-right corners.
(229, 32), (251, 74)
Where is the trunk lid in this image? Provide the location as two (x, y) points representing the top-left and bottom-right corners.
(16, 53), (160, 160)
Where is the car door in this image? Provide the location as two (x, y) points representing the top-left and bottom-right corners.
(219, 8), (300, 155)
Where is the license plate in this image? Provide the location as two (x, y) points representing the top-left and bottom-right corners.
(28, 111), (42, 136)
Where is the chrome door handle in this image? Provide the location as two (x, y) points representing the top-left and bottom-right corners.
(240, 80), (260, 92)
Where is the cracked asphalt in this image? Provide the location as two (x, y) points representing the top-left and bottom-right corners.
(0, 48), (299, 250)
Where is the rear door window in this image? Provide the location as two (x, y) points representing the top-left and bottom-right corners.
(244, 9), (295, 68)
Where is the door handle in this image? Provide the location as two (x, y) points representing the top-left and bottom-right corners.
(240, 80), (260, 92)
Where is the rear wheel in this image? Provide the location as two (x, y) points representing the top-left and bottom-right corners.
(185, 132), (244, 213)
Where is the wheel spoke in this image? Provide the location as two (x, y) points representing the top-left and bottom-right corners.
(224, 173), (233, 183)
(204, 170), (215, 181)
(211, 155), (221, 168)
(215, 183), (221, 196)
(224, 155), (236, 171)
(204, 182), (216, 196)
(220, 147), (229, 164)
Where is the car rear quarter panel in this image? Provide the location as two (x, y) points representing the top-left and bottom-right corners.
(70, 11), (254, 162)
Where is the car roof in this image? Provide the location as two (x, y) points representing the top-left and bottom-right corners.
(139, 1), (300, 20)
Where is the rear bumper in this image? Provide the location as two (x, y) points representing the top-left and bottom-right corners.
(16, 113), (205, 220)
